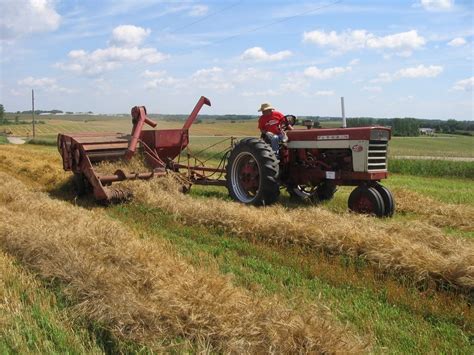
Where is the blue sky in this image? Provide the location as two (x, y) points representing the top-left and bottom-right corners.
(1, 0), (473, 119)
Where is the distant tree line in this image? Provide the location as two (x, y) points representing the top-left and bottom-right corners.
(347, 117), (473, 136)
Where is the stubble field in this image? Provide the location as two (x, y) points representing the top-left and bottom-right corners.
(1, 117), (473, 353)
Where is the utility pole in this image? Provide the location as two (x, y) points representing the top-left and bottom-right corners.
(32, 89), (35, 138)
(341, 96), (346, 128)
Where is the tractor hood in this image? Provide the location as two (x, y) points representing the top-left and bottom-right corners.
(286, 126), (391, 142)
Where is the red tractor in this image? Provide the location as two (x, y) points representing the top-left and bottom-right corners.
(226, 116), (395, 217)
(57, 96), (394, 217)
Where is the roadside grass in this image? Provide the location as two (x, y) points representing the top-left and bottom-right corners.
(109, 203), (472, 353)
(0, 252), (102, 354)
(390, 158), (474, 179)
(0, 136), (8, 144)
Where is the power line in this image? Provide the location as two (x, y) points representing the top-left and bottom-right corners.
(167, 1), (244, 35)
(179, 0), (343, 53)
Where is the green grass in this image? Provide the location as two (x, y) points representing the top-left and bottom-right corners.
(108, 203), (472, 353)
(0, 255), (103, 354)
(27, 136), (58, 146)
(389, 134), (474, 158)
(0, 136), (9, 144)
(386, 174), (474, 206)
(390, 158), (474, 179)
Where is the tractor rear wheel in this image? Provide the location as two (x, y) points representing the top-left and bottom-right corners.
(348, 185), (385, 217)
(226, 138), (280, 206)
(372, 183), (395, 217)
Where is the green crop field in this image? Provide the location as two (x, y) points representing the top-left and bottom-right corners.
(3, 114), (473, 158)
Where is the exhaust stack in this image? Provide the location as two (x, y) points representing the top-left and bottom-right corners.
(341, 96), (346, 128)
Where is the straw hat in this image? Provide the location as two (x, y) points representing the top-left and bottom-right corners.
(258, 103), (274, 112)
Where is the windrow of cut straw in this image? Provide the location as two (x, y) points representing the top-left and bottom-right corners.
(127, 176), (474, 291)
(393, 188), (474, 231)
(0, 251), (102, 353)
(0, 172), (366, 353)
(0, 145), (69, 189)
(1, 144), (472, 232)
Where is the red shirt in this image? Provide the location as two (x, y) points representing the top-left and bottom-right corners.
(258, 111), (284, 135)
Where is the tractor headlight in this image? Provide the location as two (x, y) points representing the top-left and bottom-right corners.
(370, 129), (389, 141)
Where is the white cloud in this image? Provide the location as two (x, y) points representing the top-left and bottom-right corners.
(371, 65), (443, 84)
(1, 0), (61, 41)
(304, 66), (352, 79)
(56, 26), (168, 76)
(241, 90), (280, 97)
(363, 86), (382, 93)
(111, 25), (150, 47)
(18, 76), (56, 87)
(303, 29), (425, 54)
(230, 68), (272, 82)
(191, 67), (234, 90)
(240, 47), (292, 62)
(397, 65), (443, 78)
(17, 76), (72, 93)
(314, 90), (335, 96)
(142, 67), (272, 91)
(188, 5), (208, 16)
(142, 70), (179, 89)
(419, 0), (454, 11)
(452, 77), (474, 91)
(370, 73), (393, 83)
(447, 37), (466, 47)
(349, 58), (360, 65)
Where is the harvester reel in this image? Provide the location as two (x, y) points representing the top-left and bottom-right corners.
(226, 138), (280, 206)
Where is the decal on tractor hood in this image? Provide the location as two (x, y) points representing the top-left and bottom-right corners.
(351, 144), (363, 152)
(317, 134), (350, 140)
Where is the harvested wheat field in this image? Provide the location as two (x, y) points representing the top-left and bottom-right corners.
(126, 177), (474, 291)
(393, 188), (474, 231)
(0, 172), (366, 353)
(1, 143), (473, 353)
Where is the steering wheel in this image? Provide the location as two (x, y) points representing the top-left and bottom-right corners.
(282, 115), (296, 130)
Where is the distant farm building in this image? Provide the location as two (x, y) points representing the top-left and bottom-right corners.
(419, 128), (435, 135)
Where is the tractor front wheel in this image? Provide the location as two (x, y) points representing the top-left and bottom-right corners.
(348, 185), (385, 217)
(372, 182), (395, 217)
(226, 138), (280, 206)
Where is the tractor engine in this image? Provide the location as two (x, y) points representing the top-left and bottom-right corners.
(283, 126), (390, 186)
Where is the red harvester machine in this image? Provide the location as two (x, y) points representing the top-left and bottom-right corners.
(58, 96), (395, 217)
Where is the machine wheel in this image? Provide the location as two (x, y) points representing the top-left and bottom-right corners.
(372, 183), (395, 217)
(316, 181), (337, 201)
(287, 185), (317, 202)
(73, 172), (88, 196)
(288, 181), (336, 202)
(226, 138), (280, 206)
(348, 185), (385, 217)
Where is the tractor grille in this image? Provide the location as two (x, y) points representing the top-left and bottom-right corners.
(367, 140), (388, 171)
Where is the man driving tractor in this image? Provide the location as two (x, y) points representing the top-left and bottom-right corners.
(258, 102), (293, 157)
